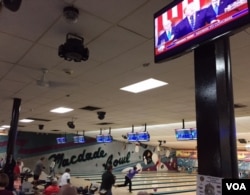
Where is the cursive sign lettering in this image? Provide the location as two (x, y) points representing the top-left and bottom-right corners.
(48, 147), (107, 168)
(105, 152), (130, 168)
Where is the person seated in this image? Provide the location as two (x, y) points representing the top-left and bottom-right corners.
(43, 178), (60, 195)
(0, 173), (16, 195)
(58, 184), (77, 195)
(137, 191), (153, 195)
(76, 185), (88, 194)
(89, 183), (99, 194)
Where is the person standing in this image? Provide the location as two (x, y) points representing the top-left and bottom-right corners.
(49, 160), (55, 177)
(116, 166), (140, 193)
(205, 0), (235, 20)
(100, 165), (116, 195)
(174, 2), (216, 39)
(157, 19), (175, 52)
(59, 168), (71, 187)
(33, 157), (45, 189)
(13, 161), (21, 180)
(17, 158), (24, 174)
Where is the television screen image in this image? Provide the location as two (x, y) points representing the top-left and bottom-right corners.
(175, 128), (193, 140)
(190, 128), (197, 139)
(73, 136), (79, 143)
(127, 132), (138, 142)
(103, 134), (113, 143)
(96, 135), (104, 143)
(78, 135), (85, 143)
(137, 132), (150, 142)
(56, 137), (66, 144)
(154, 0), (250, 62)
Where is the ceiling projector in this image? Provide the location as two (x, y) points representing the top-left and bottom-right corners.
(58, 33), (89, 62)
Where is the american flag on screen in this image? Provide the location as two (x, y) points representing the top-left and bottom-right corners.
(155, 0), (211, 44)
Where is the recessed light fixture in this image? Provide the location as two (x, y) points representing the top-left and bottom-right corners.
(19, 119), (34, 123)
(50, 107), (74, 114)
(120, 78), (168, 93)
(1, 125), (10, 128)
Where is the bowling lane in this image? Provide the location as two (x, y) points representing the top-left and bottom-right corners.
(72, 171), (197, 194)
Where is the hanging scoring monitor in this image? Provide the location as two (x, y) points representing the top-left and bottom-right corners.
(73, 136), (79, 143)
(56, 137), (66, 144)
(190, 128), (197, 139)
(154, 0), (250, 63)
(175, 128), (193, 140)
(127, 132), (138, 142)
(96, 135), (104, 143)
(103, 134), (113, 143)
(78, 135), (85, 143)
(137, 131), (150, 142)
(74, 135), (85, 143)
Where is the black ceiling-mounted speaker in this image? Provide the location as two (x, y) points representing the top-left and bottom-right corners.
(3, 0), (22, 12)
(97, 111), (106, 120)
(67, 121), (75, 129)
(63, 6), (79, 23)
(38, 124), (44, 130)
(238, 138), (247, 144)
(58, 33), (89, 62)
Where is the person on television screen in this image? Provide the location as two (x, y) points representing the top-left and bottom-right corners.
(157, 19), (175, 52)
(174, 2), (215, 39)
(205, 0), (235, 21)
(209, 0), (235, 16)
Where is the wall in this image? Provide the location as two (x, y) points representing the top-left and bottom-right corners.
(0, 132), (177, 174)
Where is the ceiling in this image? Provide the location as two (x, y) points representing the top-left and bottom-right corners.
(1, 0), (250, 150)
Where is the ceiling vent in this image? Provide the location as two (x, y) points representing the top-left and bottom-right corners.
(234, 103), (247, 108)
(58, 33), (89, 62)
(80, 106), (102, 111)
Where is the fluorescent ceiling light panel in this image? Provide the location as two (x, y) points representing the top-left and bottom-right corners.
(120, 78), (168, 93)
(0, 128), (5, 131)
(19, 119), (34, 123)
(1, 125), (10, 128)
(50, 107), (74, 114)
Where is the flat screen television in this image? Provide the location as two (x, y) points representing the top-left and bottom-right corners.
(56, 137), (66, 144)
(78, 135), (85, 143)
(73, 136), (79, 143)
(137, 131), (150, 142)
(96, 135), (104, 143)
(154, 0), (250, 62)
(74, 135), (85, 143)
(103, 134), (113, 143)
(175, 128), (193, 140)
(127, 132), (138, 142)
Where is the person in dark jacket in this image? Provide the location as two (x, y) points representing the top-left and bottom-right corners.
(100, 165), (116, 195)
(174, 2), (216, 39)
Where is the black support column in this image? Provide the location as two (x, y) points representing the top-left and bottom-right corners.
(3, 98), (22, 190)
(194, 37), (238, 178)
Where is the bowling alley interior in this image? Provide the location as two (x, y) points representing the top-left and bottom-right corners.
(1, 0), (250, 195)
